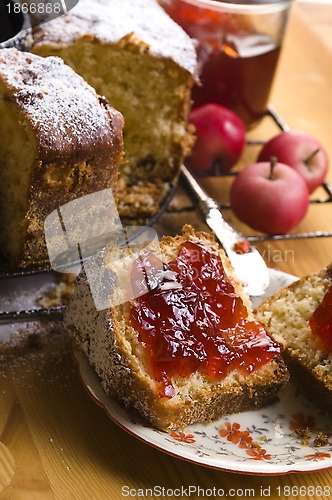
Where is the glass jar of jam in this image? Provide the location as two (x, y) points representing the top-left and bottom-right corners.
(159, 0), (293, 129)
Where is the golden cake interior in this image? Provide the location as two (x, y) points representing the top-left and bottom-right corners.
(31, 0), (198, 220)
(34, 41), (194, 185)
(256, 270), (332, 386)
(0, 83), (37, 267)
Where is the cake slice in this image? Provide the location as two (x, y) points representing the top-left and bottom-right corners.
(255, 265), (332, 415)
(30, 0), (198, 220)
(65, 225), (289, 431)
(0, 48), (123, 270)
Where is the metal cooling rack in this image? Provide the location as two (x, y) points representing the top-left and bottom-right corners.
(1, 106), (331, 322)
(218, 105), (332, 242)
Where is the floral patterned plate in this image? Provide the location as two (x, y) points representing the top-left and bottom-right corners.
(73, 269), (332, 475)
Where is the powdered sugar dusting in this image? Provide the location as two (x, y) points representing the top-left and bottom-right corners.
(0, 48), (121, 161)
(32, 0), (197, 77)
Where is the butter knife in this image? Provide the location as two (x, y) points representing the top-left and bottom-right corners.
(181, 165), (270, 296)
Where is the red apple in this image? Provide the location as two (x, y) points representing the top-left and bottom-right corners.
(230, 160), (310, 234)
(257, 131), (329, 194)
(186, 103), (246, 174)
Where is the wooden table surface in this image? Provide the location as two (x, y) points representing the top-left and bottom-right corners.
(1, 1), (332, 498)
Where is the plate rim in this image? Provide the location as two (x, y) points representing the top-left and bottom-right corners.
(72, 268), (332, 475)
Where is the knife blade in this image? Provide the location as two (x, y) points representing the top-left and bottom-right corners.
(181, 165), (270, 296)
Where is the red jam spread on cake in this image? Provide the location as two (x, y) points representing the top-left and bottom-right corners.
(309, 285), (332, 353)
(130, 241), (282, 397)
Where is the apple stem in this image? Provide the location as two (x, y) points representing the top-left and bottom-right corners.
(269, 156), (277, 180)
(305, 147), (320, 165)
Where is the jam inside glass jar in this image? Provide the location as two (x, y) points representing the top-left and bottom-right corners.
(130, 241), (282, 398)
(159, 0), (291, 129)
(309, 285), (332, 354)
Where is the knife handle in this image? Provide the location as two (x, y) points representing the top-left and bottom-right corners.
(181, 165), (220, 214)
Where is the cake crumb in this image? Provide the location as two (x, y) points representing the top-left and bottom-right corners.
(314, 432), (329, 447)
(295, 427), (312, 445)
(248, 441), (261, 449)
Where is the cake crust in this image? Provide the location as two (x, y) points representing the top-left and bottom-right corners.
(31, 0), (198, 221)
(0, 48), (123, 164)
(0, 48), (123, 270)
(65, 225), (289, 431)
